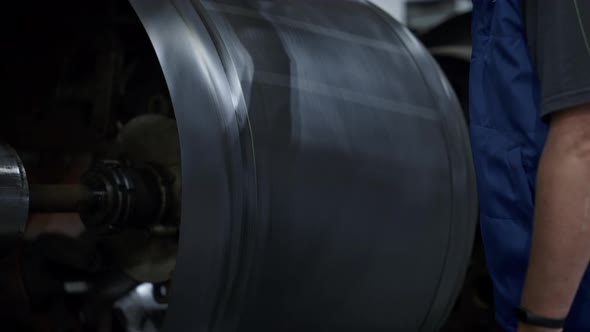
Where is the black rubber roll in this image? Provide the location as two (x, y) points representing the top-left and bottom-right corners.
(129, 1), (478, 331)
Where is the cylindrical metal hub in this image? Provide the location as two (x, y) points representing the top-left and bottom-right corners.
(81, 161), (171, 229)
(0, 144), (29, 253)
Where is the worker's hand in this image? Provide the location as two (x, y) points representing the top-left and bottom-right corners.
(517, 323), (563, 332)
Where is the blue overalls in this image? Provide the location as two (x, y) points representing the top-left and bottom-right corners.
(470, 1), (590, 330)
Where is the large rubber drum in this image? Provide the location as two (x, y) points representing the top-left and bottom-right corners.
(130, 0), (478, 331)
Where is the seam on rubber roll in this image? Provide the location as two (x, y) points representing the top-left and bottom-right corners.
(190, 1), (260, 330)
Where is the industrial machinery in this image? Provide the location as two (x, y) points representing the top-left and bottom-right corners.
(0, 0), (477, 331)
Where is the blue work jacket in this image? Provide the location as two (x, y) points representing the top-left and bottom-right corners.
(470, 0), (590, 330)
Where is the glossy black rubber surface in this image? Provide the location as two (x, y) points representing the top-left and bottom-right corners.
(129, 1), (477, 331)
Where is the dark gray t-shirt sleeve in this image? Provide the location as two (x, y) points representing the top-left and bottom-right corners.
(525, 0), (590, 118)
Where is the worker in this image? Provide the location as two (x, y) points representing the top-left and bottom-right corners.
(470, 1), (590, 331)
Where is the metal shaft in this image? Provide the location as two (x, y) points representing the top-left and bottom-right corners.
(29, 184), (92, 213)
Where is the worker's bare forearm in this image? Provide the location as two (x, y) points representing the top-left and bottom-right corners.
(519, 158), (590, 331)
(520, 107), (590, 329)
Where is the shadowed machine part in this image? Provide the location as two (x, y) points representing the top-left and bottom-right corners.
(29, 160), (173, 229)
(0, 0), (477, 331)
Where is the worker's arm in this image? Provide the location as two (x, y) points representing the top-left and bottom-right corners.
(519, 106), (590, 332)
(519, 1), (590, 331)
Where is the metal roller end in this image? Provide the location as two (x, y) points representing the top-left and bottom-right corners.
(0, 143), (29, 253)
